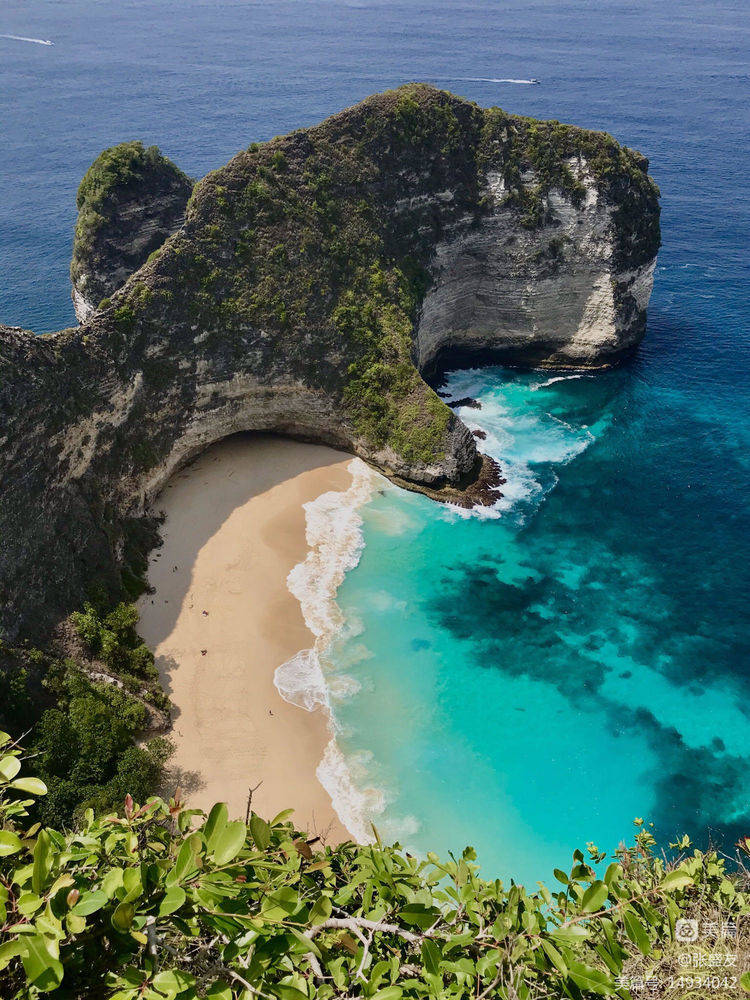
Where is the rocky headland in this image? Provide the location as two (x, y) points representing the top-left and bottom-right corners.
(0, 84), (660, 641)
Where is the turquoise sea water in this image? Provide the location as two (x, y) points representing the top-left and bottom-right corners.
(329, 361), (750, 882)
(2, 0), (749, 884)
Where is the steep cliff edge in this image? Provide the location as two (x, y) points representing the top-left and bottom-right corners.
(0, 85), (659, 640)
(70, 142), (192, 322)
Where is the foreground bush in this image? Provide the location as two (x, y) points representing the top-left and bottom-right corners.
(1, 733), (749, 999)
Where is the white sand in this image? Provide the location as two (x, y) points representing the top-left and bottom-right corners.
(137, 434), (354, 841)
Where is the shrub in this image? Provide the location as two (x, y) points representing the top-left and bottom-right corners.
(1, 740), (749, 998)
(71, 602), (158, 682)
(29, 666), (170, 827)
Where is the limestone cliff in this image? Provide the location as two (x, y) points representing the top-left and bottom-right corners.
(0, 85), (660, 640)
(70, 142), (192, 322)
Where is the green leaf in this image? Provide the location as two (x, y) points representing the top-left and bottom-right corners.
(421, 938), (441, 976)
(603, 862), (620, 885)
(567, 960), (614, 995)
(20, 935), (64, 992)
(0, 830), (23, 856)
(158, 886), (186, 917)
(261, 886), (300, 921)
(270, 808), (295, 825)
(661, 870), (694, 893)
(273, 987), (308, 1000)
(111, 901), (135, 933)
(553, 868), (569, 885)
(581, 880), (608, 913)
(8, 776), (47, 796)
(167, 838), (199, 885)
(17, 893), (43, 917)
(539, 939), (567, 976)
(309, 894), (332, 924)
(372, 988), (403, 1000)
(552, 924), (589, 944)
(206, 985), (232, 1000)
(212, 820), (247, 865)
(66, 912), (87, 935)
(0, 940), (23, 971)
(250, 813), (271, 851)
(740, 971), (750, 993)
(32, 830), (54, 895)
(399, 903), (440, 929)
(121, 866), (144, 903)
(152, 969), (196, 998)
(203, 802), (228, 850)
(0, 754), (21, 781)
(623, 910), (651, 956)
(71, 890), (109, 916)
(101, 868), (125, 898)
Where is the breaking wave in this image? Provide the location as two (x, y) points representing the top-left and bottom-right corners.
(441, 367), (598, 520)
(274, 458), (384, 840)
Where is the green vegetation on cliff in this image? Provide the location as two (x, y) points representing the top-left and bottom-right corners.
(0, 598), (169, 829)
(478, 108), (661, 261)
(138, 86), (477, 467)
(71, 141), (192, 301)
(104, 84), (657, 471)
(1, 742), (748, 999)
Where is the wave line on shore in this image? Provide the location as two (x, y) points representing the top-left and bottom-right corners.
(274, 458), (385, 841)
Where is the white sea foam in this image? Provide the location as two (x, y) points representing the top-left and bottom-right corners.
(274, 458), (387, 839)
(531, 373), (590, 389)
(274, 648), (329, 712)
(286, 457), (374, 642)
(0, 33), (53, 45)
(441, 367), (597, 519)
(316, 740), (420, 845)
(316, 740), (386, 843)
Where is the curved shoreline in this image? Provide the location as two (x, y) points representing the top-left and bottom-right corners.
(274, 458), (384, 843)
(136, 434), (355, 839)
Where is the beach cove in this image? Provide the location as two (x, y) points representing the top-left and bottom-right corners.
(137, 434), (359, 841)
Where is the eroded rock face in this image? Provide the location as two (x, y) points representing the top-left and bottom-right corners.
(70, 142), (192, 321)
(417, 159), (657, 371)
(0, 85), (660, 640)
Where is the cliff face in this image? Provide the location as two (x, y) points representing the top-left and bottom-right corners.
(70, 142), (192, 322)
(0, 85), (660, 640)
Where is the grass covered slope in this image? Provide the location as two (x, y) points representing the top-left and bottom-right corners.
(1, 740), (748, 1000)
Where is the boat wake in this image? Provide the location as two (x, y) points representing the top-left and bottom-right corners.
(0, 33), (54, 45)
(438, 76), (539, 85)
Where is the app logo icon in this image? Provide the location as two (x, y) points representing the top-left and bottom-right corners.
(675, 918), (699, 943)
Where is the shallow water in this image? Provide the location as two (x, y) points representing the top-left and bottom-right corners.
(2, 0), (749, 883)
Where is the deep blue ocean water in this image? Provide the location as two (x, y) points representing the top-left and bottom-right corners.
(2, 0), (749, 884)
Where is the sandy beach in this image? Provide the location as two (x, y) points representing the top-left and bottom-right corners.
(137, 434), (354, 841)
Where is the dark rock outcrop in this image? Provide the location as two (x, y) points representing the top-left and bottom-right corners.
(0, 85), (660, 640)
(70, 142), (192, 321)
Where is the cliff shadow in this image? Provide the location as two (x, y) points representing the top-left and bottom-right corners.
(136, 430), (352, 656)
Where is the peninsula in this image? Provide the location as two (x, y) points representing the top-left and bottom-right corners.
(0, 84), (659, 646)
